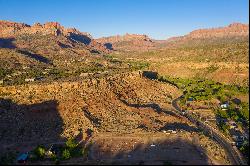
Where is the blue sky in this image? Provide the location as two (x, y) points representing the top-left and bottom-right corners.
(0, 0), (249, 39)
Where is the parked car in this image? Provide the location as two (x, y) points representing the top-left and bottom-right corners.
(17, 152), (29, 164)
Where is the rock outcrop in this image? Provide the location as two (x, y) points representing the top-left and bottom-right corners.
(166, 23), (249, 42)
(0, 20), (110, 53)
(96, 33), (155, 51)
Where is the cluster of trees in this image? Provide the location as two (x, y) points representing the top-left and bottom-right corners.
(29, 139), (87, 164)
(157, 75), (249, 124)
(127, 61), (149, 71)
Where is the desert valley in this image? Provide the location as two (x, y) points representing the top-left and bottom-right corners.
(0, 19), (249, 165)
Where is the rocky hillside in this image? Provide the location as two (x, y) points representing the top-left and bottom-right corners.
(0, 72), (183, 149)
(96, 23), (249, 50)
(0, 20), (127, 85)
(0, 20), (109, 53)
(96, 33), (155, 51)
(161, 23), (249, 47)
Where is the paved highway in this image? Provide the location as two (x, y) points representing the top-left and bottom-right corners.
(172, 96), (247, 165)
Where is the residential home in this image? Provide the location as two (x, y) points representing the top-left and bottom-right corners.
(25, 78), (35, 82)
(220, 103), (229, 109)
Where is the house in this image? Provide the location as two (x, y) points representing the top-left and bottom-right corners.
(17, 153), (29, 163)
(25, 78), (35, 82)
(167, 130), (177, 134)
(181, 110), (187, 115)
(220, 103), (229, 110)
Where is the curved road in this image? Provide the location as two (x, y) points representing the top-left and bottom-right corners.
(172, 95), (247, 165)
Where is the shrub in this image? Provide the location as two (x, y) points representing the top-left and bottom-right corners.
(61, 149), (71, 160)
(33, 145), (46, 159)
(66, 139), (78, 150)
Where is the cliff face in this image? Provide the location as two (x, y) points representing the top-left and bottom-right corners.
(0, 20), (90, 38)
(96, 33), (155, 51)
(188, 23), (248, 39)
(166, 23), (249, 42)
(0, 20), (110, 53)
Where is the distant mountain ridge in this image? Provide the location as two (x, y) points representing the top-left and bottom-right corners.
(96, 33), (155, 51)
(0, 20), (109, 53)
(95, 23), (249, 50)
(166, 23), (249, 42)
(0, 20), (248, 52)
(0, 20), (92, 38)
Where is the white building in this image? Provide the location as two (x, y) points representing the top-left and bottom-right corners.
(25, 78), (35, 82)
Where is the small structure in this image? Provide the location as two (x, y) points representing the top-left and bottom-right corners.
(187, 97), (194, 103)
(220, 103), (229, 110)
(181, 110), (187, 115)
(167, 130), (177, 134)
(228, 120), (237, 129)
(45, 150), (54, 159)
(25, 78), (35, 82)
(0, 80), (3, 85)
(17, 153), (28, 163)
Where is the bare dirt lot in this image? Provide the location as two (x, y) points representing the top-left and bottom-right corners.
(60, 132), (230, 165)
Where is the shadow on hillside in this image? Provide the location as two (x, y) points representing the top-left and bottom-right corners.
(159, 122), (199, 133)
(82, 106), (101, 127)
(142, 71), (158, 80)
(17, 49), (52, 65)
(0, 38), (16, 49)
(87, 137), (210, 165)
(90, 49), (100, 54)
(0, 98), (65, 153)
(69, 33), (92, 45)
(119, 98), (180, 118)
(57, 41), (72, 48)
(104, 43), (113, 50)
